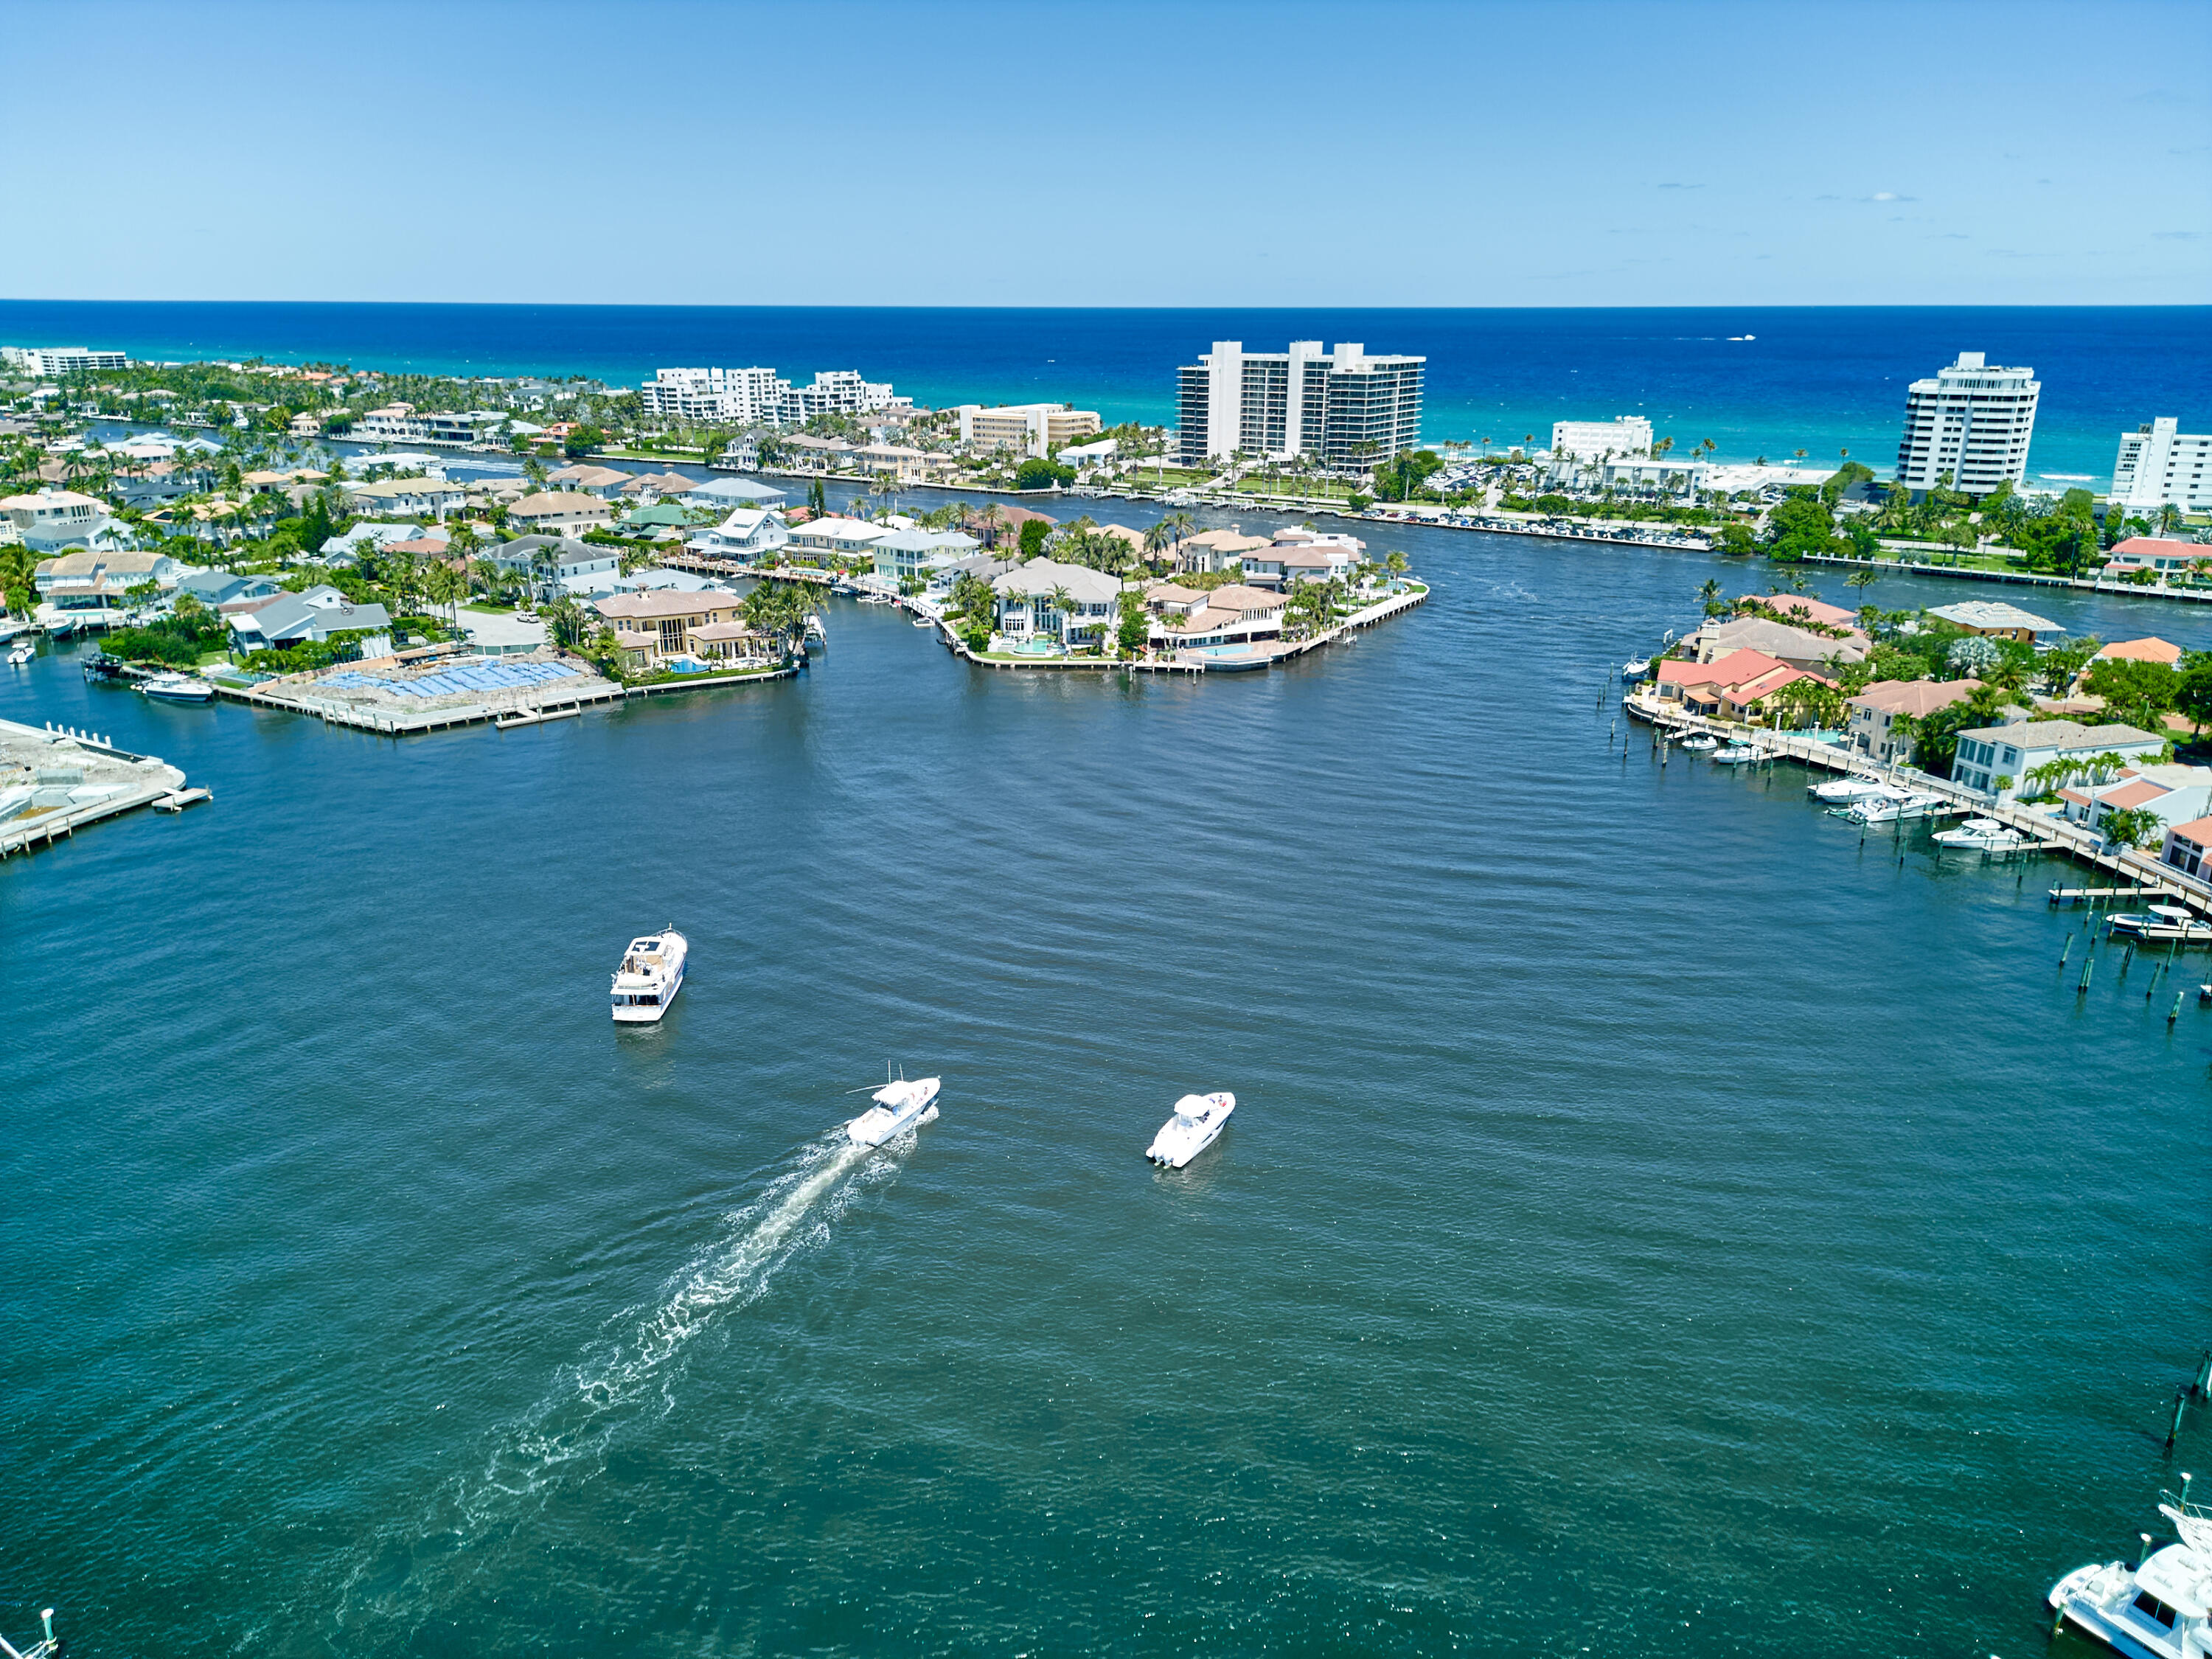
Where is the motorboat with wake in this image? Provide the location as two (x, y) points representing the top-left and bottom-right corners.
(2107, 904), (2212, 945)
(2050, 1478), (2212, 1658)
(1931, 816), (2026, 853)
(1146, 1091), (1235, 1169)
(137, 671), (216, 704)
(1811, 774), (1890, 804)
(611, 926), (686, 1023)
(847, 1071), (941, 1147)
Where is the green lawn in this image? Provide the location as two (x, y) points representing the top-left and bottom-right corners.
(463, 600), (515, 614)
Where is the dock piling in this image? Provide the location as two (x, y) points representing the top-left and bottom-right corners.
(2173, 992), (2187, 1025)
(2170, 1388), (2191, 1450)
(2194, 1351), (2211, 1399)
(2079, 956), (2094, 995)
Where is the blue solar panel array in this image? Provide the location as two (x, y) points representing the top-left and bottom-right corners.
(323, 661), (582, 699)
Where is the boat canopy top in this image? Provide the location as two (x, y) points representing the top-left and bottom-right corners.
(2152, 904), (2199, 922)
(1173, 1093), (1218, 1119)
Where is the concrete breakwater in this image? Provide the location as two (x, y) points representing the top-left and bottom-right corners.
(0, 717), (194, 858)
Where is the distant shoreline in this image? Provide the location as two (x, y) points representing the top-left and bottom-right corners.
(14, 299), (2202, 481)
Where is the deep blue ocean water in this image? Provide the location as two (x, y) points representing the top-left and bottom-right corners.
(2, 301), (2205, 484)
(4, 490), (2211, 1658)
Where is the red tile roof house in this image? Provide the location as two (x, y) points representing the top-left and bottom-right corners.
(1736, 593), (1859, 629)
(1845, 678), (1985, 765)
(1718, 664), (1839, 723)
(2161, 815), (2212, 881)
(2093, 636), (2184, 667)
(1654, 648), (1790, 717)
(2104, 538), (2212, 582)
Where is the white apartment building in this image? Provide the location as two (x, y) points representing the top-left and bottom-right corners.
(1894, 351), (2039, 496)
(778, 370), (897, 425)
(1551, 417), (1654, 459)
(1, 346), (128, 375)
(1175, 341), (1425, 470)
(640, 366), (785, 426)
(957, 403), (1103, 459)
(2111, 417), (2212, 520)
(638, 366), (897, 428)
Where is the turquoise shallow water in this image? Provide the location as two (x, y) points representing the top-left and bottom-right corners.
(4, 508), (2211, 1657)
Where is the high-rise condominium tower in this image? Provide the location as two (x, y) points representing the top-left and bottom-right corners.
(1175, 341), (1424, 470)
(1893, 351), (2039, 496)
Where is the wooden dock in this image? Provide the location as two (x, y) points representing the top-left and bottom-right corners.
(1628, 692), (2212, 917)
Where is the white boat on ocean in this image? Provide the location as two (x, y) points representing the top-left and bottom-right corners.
(1931, 815), (2025, 853)
(2050, 1481), (2212, 1658)
(611, 927), (686, 1023)
(846, 1073), (941, 1147)
(1146, 1091), (1235, 1169)
(137, 672), (215, 704)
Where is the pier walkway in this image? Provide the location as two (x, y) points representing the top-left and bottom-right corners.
(1627, 692), (2212, 916)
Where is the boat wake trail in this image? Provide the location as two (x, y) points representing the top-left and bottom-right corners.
(331, 1124), (913, 1638)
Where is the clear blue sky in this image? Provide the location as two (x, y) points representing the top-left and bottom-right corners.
(8, 0), (2207, 307)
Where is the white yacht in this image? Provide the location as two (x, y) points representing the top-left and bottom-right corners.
(2108, 905), (2212, 944)
(1932, 816), (2026, 853)
(1678, 733), (1719, 751)
(2051, 1483), (2212, 1658)
(846, 1074), (941, 1147)
(137, 672), (215, 704)
(1146, 1091), (1236, 1169)
(1844, 787), (1947, 824)
(1812, 774), (1890, 804)
(610, 927), (686, 1023)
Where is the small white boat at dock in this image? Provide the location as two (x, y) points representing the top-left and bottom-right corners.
(1811, 775), (1889, 803)
(1842, 786), (1947, 824)
(846, 1073), (941, 1147)
(1931, 816), (2026, 853)
(1711, 743), (1760, 765)
(1621, 658), (1650, 683)
(137, 672), (215, 703)
(2050, 1481), (2212, 1659)
(1146, 1091), (1235, 1169)
(611, 927), (686, 1023)
(1677, 733), (1718, 751)
(2108, 904), (2212, 945)
(7, 644), (32, 667)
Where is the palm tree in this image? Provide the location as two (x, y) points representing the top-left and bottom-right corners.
(1046, 583), (1076, 647)
(1142, 519), (1175, 568)
(1697, 577), (1722, 616)
(1846, 568), (1879, 597)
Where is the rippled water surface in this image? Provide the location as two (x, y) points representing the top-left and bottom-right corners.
(5, 512), (2211, 1657)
